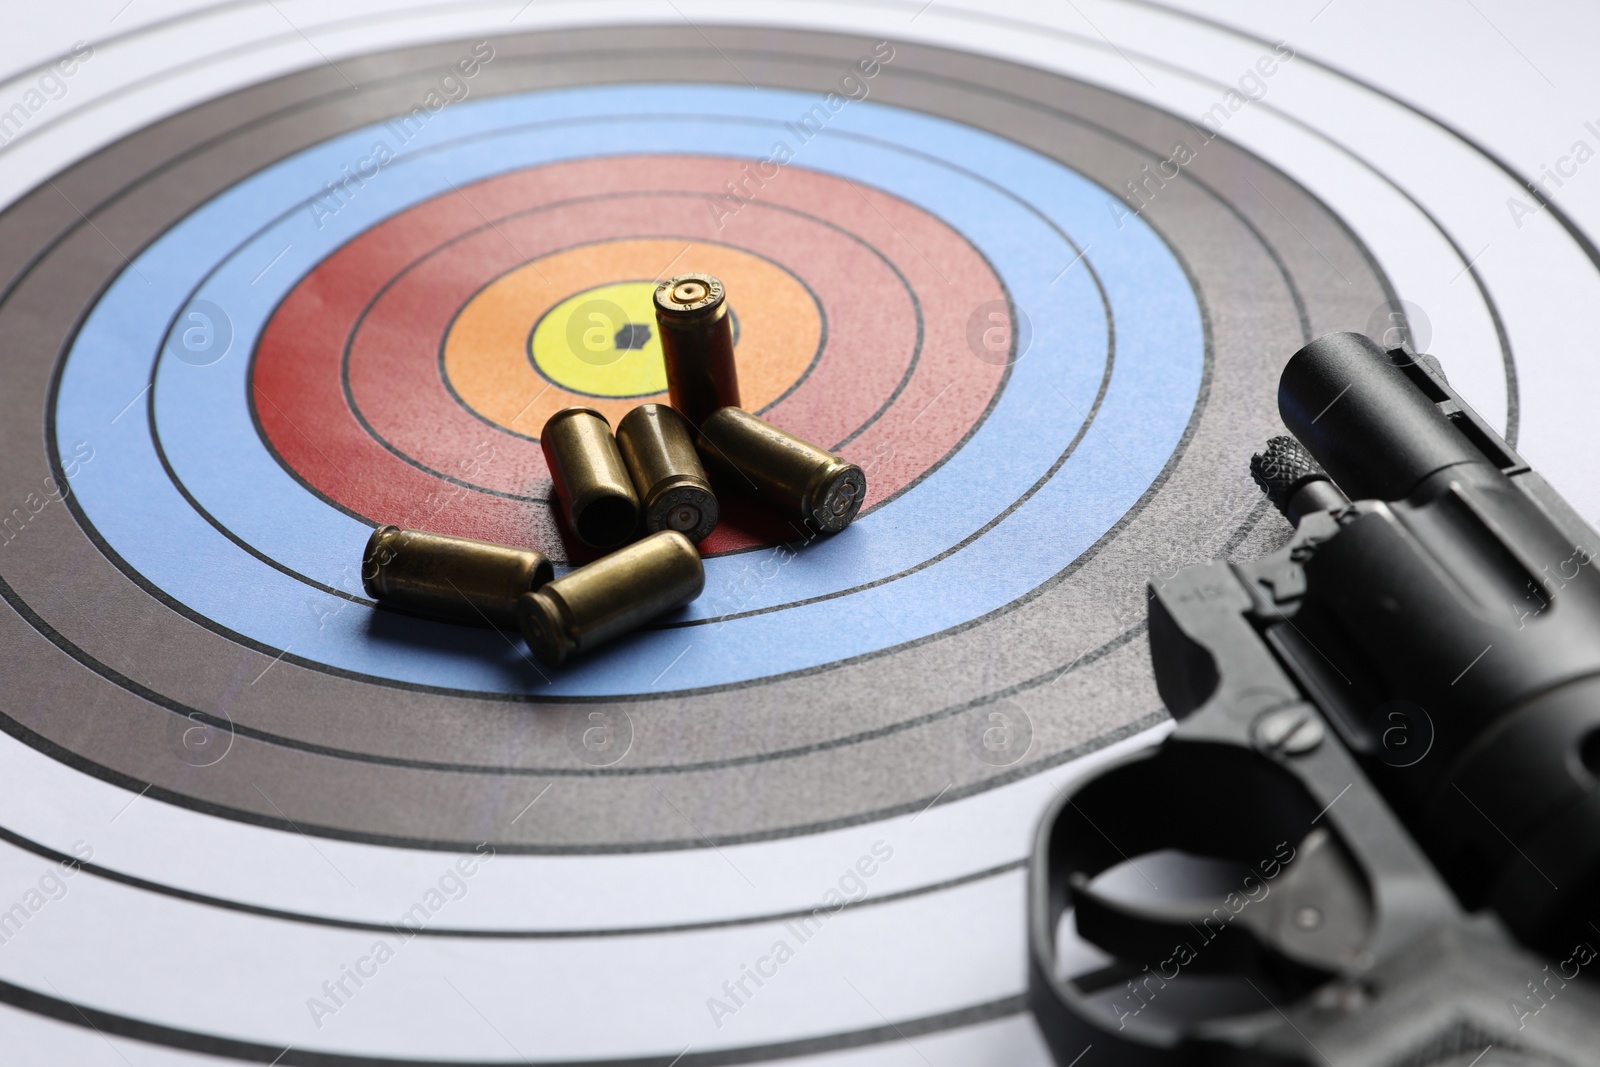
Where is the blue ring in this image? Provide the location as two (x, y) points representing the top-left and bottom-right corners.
(53, 84), (1202, 696)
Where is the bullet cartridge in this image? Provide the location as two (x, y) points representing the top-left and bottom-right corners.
(362, 526), (553, 627)
(541, 407), (640, 550)
(696, 407), (866, 535)
(653, 273), (740, 426)
(518, 530), (704, 666)
(616, 404), (719, 543)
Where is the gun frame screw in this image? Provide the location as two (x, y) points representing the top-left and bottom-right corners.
(1255, 707), (1325, 755)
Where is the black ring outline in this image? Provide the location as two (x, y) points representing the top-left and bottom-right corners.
(221, 122), (1025, 583)
(154, 118), (1000, 598)
(901, 0), (1525, 440)
(518, 280), (728, 406)
(0, 967), (1025, 1067)
(0, 12), (1524, 435)
(326, 190), (898, 502)
(0, 813), (1025, 939)
(0, 574), (1159, 796)
(8, 46), (1349, 795)
(0, 0), (1561, 411)
(58, 14), (1490, 661)
(5, 40), (1362, 808)
(0, 3), (1544, 709)
(87, 106), (1082, 675)
(6, 39), (1414, 851)
(369, 217), (832, 468)
(6, 64), (1292, 870)
(259, 93), (1292, 636)
(0, 15), (1440, 1061)
(19, 44), (1428, 660)
(331, 205), (840, 499)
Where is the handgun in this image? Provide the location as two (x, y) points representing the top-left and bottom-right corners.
(1029, 333), (1600, 1066)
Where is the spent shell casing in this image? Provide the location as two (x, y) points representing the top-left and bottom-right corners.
(616, 404), (719, 543)
(541, 407), (640, 549)
(696, 407), (866, 535)
(653, 273), (740, 426)
(362, 526), (554, 627)
(517, 530), (704, 666)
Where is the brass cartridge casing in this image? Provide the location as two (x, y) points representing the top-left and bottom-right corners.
(541, 407), (640, 549)
(616, 404), (719, 543)
(362, 526), (553, 627)
(696, 407), (866, 535)
(653, 273), (741, 426)
(517, 530), (704, 666)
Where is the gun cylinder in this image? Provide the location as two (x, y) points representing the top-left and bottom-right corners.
(654, 273), (740, 426)
(696, 407), (866, 535)
(362, 526), (553, 627)
(517, 530), (704, 666)
(1279, 331), (1483, 502)
(1264, 331), (1600, 950)
(541, 407), (640, 550)
(616, 404), (719, 543)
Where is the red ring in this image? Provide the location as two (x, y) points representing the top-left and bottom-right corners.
(252, 155), (1007, 558)
(349, 193), (911, 496)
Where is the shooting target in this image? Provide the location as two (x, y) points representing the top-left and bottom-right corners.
(0, 5), (1588, 1065)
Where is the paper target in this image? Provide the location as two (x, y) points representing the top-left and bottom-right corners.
(0, 4), (1591, 1065)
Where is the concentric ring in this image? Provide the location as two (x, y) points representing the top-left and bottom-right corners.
(264, 154), (971, 557)
(1, 20), (1423, 856)
(508, 243), (810, 405)
(2, 22), (1383, 852)
(54, 84), (1201, 695)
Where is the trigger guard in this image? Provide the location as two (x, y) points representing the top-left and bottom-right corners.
(1028, 738), (1339, 1060)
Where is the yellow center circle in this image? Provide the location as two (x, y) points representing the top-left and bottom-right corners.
(529, 281), (671, 397)
(442, 239), (822, 436)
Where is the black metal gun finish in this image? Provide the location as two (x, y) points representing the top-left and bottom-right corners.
(1029, 333), (1600, 1067)
(1269, 332), (1600, 941)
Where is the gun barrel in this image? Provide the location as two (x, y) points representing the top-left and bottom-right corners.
(1279, 332), (1483, 502)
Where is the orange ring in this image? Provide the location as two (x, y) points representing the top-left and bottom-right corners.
(443, 238), (822, 434)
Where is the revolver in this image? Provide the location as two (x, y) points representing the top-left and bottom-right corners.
(1029, 333), (1600, 1066)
